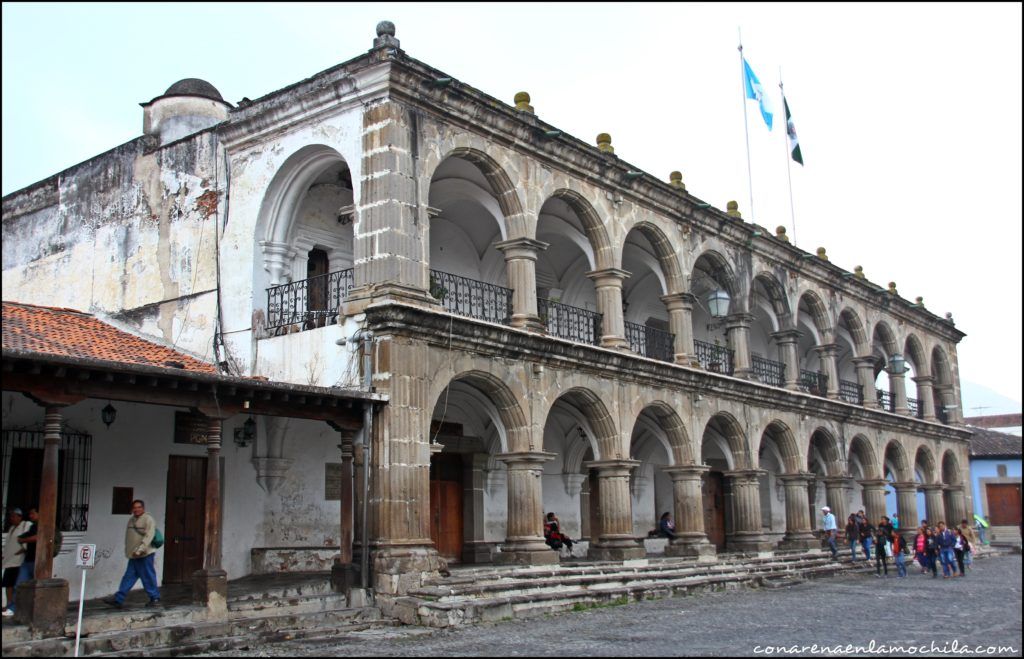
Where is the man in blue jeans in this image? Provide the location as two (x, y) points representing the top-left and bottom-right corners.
(103, 500), (160, 608)
(935, 520), (958, 578)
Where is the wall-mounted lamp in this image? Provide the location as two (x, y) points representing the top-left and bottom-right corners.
(101, 402), (118, 429)
(234, 416), (257, 448)
(706, 289), (730, 319)
(888, 353), (908, 375)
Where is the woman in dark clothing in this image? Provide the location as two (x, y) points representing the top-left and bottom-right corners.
(924, 527), (939, 578)
(874, 527), (889, 577)
(953, 528), (970, 577)
(845, 515), (859, 561)
(658, 512), (678, 540)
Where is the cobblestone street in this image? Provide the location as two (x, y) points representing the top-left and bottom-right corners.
(206, 554), (1022, 657)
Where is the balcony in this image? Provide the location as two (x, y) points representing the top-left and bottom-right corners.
(751, 355), (785, 387)
(839, 379), (864, 405)
(799, 370), (828, 397)
(429, 270), (514, 326)
(625, 321), (675, 362)
(694, 339), (734, 375)
(267, 268), (354, 333)
(908, 397), (923, 419)
(538, 298), (602, 346)
(877, 390), (895, 413)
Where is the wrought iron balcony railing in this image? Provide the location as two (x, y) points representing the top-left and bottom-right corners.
(936, 405), (948, 424)
(429, 270), (514, 326)
(694, 339), (734, 375)
(267, 268), (354, 333)
(751, 355), (785, 387)
(839, 379), (864, 405)
(799, 370), (828, 397)
(877, 389), (895, 413)
(908, 397), (922, 418)
(624, 321), (675, 362)
(538, 298), (602, 346)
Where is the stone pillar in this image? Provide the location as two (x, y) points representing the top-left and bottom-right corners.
(332, 430), (359, 593)
(813, 343), (841, 399)
(771, 330), (802, 390)
(662, 293), (699, 367)
(913, 376), (937, 421)
(662, 465), (715, 558)
(852, 356), (878, 408)
(495, 237), (548, 331)
(934, 384), (959, 424)
(462, 454), (492, 563)
(193, 417), (227, 614)
(779, 473), (817, 549)
(890, 369), (910, 415)
(920, 484), (946, 525)
(586, 460), (646, 560)
(858, 479), (889, 524)
(724, 469), (773, 552)
(944, 486), (968, 527)
(892, 482), (919, 528)
(822, 477), (852, 536)
(586, 268), (630, 350)
(352, 442), (365, 563)
(725, 313), (754, 379)
(13, 406), (70, 636)
(495, 451), (558, 565)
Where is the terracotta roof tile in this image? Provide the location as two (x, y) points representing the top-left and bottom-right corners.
(2, 301), (217, 374)
(968, 426), (1023, 458)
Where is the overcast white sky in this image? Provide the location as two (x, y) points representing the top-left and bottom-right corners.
(3, 2), (1021, 407)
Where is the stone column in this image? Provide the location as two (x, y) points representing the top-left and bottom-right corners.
(771, 330), (802, 390)
(496, 451), (558, 565)
(944, 486), (968, 526)
(779, 473), (817, 550)
(858, 479), (889, 524)
(852, 356), (878, 408)
(913, 376), (937, 421)
(892, 482), (919, 528)
(13, 406), (70, 636)
(661, 293), (699, 367)
(822, 477), (852, 536)
(813, 343), (841, 399)
(920, 484), (946, 525)
(724, 469), (773, 552)
(586, 268), (630, 350)
(586, 460), (646, 560)
(332, 429), (359, 593)
(462, 454), (492, 563)
(662, 465), (715, 558)
(193, 417), (227, 614)
(495, 237), (548, 331)
(934, 384), (958, 424)
(725, 313), (754, 379)
(889, 368), (910, 416)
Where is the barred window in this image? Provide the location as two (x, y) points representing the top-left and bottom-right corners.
(2, 427), (91, 532)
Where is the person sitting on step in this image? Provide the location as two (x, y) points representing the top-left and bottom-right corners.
(543, 512), (573, 552)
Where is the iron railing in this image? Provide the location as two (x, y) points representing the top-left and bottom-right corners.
(1, 427), (92, 532)
(624, 321), (675, 362)
(694, 339), (734, 375)
(908, 397), (922, 418)
(799, 370), (828, 397)
(538, 298), (602, 346)
(877, 390), (895, 412)
(751, 355), (785, 387)
(266, 268), (354, 333)
(839, 379), (864, 405)
(429, 270), (514, 325)
(936, 405), (948, 424)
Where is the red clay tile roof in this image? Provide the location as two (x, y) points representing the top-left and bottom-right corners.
(2, 301), (217, 374)
(968, 426), (1023, 458)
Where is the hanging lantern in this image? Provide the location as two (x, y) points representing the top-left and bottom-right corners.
(101, 402), (118, 429)
(888, 353), (907, 375)
(706, 289), (730, 318)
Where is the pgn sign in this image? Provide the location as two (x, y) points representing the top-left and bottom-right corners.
(75, 543), (97, 569)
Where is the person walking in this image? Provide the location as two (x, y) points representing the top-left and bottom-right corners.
(2, 508), (31, 617)
(874, 526), (889, 577)
(959, 519), (978, 569)
(914, 526), (928, 574)
(935, 521), (957, 579)
(924, 527), (939, 578)
(845, 514), (859, 561)
(858, 513), (875, 561)
(953, 528), (970, 577)
(821, 507), (838, 560)
(892, 531), (909, 578)
(11, 508), (39, 607)
(891, 513), (900, 531)
(103, 500), (160, 608)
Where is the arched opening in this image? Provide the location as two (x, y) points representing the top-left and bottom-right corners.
(931, 346), (956, 423)
(700, 413), (749, 550)
(836, 308), (869, 404)
(796, 290), (831, 396)
(749, 273), (791, 387)
(690, 252), (740, 374)
(621, 224), (683, 362)
(757, 421), (802, 543)
(848, 434), (879, 520)
(628, 404), (692, 541)
(872, 321), (900, 412)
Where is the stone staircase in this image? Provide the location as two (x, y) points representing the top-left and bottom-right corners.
(1, 577), (393, 657)
(389, 549), (874, 627)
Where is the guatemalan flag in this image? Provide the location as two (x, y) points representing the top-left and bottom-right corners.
(742, 57), (773, 130)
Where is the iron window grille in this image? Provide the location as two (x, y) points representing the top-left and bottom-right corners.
(1, 427), (92, 532)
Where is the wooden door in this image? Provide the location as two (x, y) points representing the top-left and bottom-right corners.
(429, 454), (463, 562)
(164, 456), (207, 584)
(306, 248), (329, 328)
(986, 483), (1022, 526)
(703, 471), (726, 550)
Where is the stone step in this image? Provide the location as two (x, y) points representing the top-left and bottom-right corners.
(226, 591), (352, 618)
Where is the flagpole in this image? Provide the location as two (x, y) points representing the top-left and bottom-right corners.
(738, 28), (754, 221)
(780, 71), (797, 247)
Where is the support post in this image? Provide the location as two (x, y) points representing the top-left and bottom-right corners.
(495, 237), (548, 331)
(663, 465), (716, 558)
(779, 473), (817, 549)
(332, 429), (359, 593)
(586, 268), (630, 350)
(495, 451), (558, 565)
(586, 460), (646, 560)
(193, 417), (227, 615)
(724, 469), (774, 552)
(771, 330), (802, 390)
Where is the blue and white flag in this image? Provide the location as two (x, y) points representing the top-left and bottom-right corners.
(742, 57), (773, 130)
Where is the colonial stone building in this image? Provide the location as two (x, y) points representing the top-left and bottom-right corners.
(2, 21), (972, 630)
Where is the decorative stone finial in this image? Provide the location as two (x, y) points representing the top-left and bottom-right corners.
(373, 20), (400, 49)
(888, 281), (898, 295)
(513, 91), (534, 114)
(944, 312), (955, 324)
(854, 265), (865, 279)
(816, 247), (828, 261)
(726, 201), (741, 218)
(915, 296), (924, 306)
(669, 171), (685, 191)
(596, 133), (614, 154)
(775, 226), (789, 242)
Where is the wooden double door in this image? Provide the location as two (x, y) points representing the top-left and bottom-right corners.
(163, 456), (207, 584)
(703, 471), (726, 550)
(986, 483), (1022, 527)
(429, 454), (463, 562)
